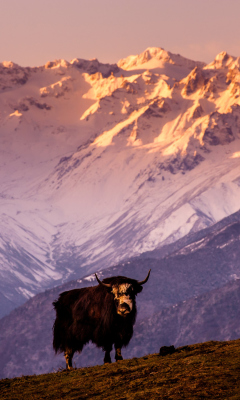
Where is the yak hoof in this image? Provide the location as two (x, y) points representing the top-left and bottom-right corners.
(104, 356), (112, 364)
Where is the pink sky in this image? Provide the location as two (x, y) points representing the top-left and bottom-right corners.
(1, 0), (240, 67)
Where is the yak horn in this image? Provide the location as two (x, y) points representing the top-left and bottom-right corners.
(137, 269), (151, 285)
(95, 273), (112, 288)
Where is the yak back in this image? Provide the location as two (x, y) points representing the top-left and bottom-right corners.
(53, 285), (114, 352)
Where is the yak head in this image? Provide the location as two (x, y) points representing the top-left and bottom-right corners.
(95, 270), (151, 317)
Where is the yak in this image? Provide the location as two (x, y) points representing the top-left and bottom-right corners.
(53, 270), (150, 369)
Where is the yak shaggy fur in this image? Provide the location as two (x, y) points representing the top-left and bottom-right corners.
(53, 274), (149, 368)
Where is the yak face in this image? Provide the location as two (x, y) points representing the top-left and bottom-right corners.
(111, 283), (140, 317)
(95, 270), (151, 317)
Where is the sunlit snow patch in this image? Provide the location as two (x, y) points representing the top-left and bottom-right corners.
(231, 152), (240, 158)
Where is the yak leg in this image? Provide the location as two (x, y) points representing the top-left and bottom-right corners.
(64, 349), (74, 370)
(103, 345), (112, 364)
(115, 345), (123, 361)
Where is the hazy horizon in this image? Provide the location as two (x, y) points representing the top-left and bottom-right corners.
(1, 0), (240, 67)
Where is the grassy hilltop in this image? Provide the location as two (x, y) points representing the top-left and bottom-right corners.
(1, 340), (240, 399)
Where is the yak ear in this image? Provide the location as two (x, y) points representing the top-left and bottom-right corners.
(135, 285), (143, 294)
(106, 285), (114, 293)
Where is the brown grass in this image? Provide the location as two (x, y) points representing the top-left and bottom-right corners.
(1, 339), (240, 399)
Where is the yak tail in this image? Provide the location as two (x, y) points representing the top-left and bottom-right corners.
(52, 318), (62, 353)
(52, 296), (72, 353)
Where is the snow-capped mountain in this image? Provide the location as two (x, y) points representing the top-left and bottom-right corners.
(1, 47), (240, 317)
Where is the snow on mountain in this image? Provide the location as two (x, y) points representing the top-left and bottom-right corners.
(118, 47), (205, 72)
(207, 51), (240, 70)
(0, 47), (240, 317)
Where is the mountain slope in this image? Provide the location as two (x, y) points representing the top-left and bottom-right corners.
(131, 278), (240, 358)
(1, 340), (240, 400)
(0, 211), (240, 379)
(1, 47), (240, 316)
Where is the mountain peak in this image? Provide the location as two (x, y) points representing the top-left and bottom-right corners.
(207, 51), (240, 70)
(216, 51), (229, 61)
(44, 59), (69, 69)
(118, 47), (173, 70)
(70, 58), (119, 77)
(118, 47), (205, 71)
(1, 61), (20, 69)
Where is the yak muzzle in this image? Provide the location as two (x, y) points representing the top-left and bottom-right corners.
(117, 302), (131, 316)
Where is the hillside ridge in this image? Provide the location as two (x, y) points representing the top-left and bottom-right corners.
(0, 210), (240, 379)
(1, 340), (240, 399)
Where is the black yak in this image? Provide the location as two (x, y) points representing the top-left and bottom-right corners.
(53, 270), (150, 369)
